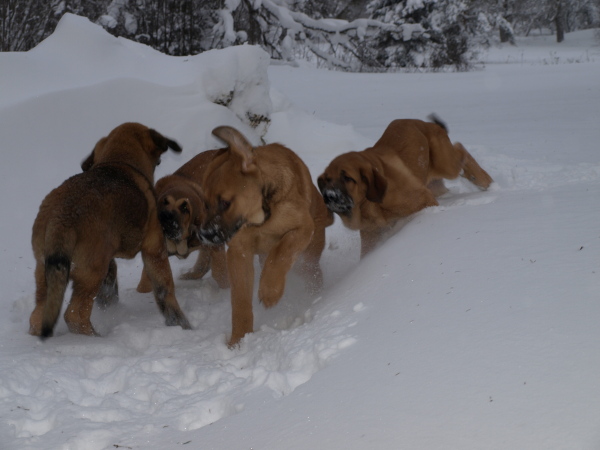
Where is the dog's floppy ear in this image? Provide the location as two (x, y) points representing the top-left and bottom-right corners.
(317, 175), (326, 193)
(212, 126), (256, 173)
(81, 136), (107, 171)
(149, 129), (183, 154)
(360, 166), (387, 203)
(81, 151), (95, 172)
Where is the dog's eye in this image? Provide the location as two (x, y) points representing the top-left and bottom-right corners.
(163, 198), (169, 205)
(156, 157), (161, 166)
(180, 201), (189, 214)
(343, 174), (355, 184)
(219, 199), (231, 212)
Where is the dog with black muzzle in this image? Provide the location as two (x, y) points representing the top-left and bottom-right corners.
(136, 149), (229, 293)
(318, 115), (493, 258)
(29, 123), (192, 338)
(199, 126), (333, 347)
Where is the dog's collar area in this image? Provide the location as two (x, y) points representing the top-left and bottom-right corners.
(92, 161), (154, 192)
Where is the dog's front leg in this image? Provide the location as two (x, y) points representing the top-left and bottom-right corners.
(258, 219), (315, 308)
(180, 248), (211, 280)
(226, 242), (255, 347)
(143, 253), (192, 330)
(360, 228), (384, 258)
(210, 245), (230, 289)
(136, 267), (152, 293)
(141, 233), (192, 331)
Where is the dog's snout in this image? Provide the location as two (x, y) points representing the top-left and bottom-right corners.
(159, 210), (182, 240)
(199, 222), (227, 246)
(322, 188), (341, 202)
(321, 188), (353, 214)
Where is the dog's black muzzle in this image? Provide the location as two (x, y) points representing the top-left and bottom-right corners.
(199, 226), (227, 246)
(159, 210), (182, 241)
(321, 188), (354, 215)
(199, 217), (244, 246)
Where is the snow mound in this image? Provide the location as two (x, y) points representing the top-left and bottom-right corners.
(0, 13), (272, 135)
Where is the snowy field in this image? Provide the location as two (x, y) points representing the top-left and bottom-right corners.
(1, 13), (600, 450)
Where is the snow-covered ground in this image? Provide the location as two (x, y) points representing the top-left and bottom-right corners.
(1, 13), (600, 449)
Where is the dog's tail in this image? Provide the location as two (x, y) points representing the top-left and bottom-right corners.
(427, 113), (448, 133)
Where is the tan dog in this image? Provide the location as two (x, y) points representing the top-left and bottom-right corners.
(29, 122), (191, 339)
(318, 115), (493, 257)
(136, 150), (229, 293)
(199, 126), (333, 347)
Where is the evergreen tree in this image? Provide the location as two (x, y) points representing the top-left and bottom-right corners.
(366, 0), (486, 70)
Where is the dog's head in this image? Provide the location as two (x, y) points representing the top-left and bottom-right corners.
(317, 151), (388, 217)
(155, 179), (204, 258)
(81, 122), (182, 182)
(199, 126), (267, 245)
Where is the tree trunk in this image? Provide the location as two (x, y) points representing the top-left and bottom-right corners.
(555, 0), (565, 43)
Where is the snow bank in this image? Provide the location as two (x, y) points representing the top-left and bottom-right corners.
(0, 13), (272, 135)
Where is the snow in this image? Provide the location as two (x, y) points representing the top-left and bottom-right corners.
(1, 12), (600, 450)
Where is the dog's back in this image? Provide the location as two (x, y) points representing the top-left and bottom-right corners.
(175, 149), (220, 180)
(33, 166), (149, 261)
(31, 164), (151, 338)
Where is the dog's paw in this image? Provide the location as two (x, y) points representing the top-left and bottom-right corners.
(258, 282), (284, 308)
(66, 321), (100, 337)
(164, 308), (192, 330)
(179, 269), (207, 280)
(227, 335), (243, 349)
(136, 277), (153, 293)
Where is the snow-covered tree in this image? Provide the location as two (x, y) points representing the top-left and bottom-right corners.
(365, 0), (486, 70)
(1, 0), (104, 51)
(98, 0), (219, 55)
(471, 0), (600, 43)
(211, 0), (389, 70)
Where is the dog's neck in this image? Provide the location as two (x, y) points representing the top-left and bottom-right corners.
(93, 161), (154, 190)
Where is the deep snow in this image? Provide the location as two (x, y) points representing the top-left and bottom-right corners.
(1, 13), (600, 450)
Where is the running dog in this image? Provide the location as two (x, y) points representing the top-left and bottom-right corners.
(199, 126), (333, 347)
(318, 115), (493, 257)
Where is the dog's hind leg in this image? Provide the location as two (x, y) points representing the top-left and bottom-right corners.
(65, 275), (103, 336)
(95, 259), (119, 309)
(29, 261), (48, 336)
(454, 143), (493, 190)
(427, 132), (493, 190)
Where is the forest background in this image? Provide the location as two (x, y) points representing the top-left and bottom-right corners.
(2, 0), (600, 71)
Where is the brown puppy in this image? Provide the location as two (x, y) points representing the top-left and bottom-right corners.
(29, 122), (192, 339)
(318, 115), (493, 257)
(199, 126), (333, 347)
(136, 150), (229, 293)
